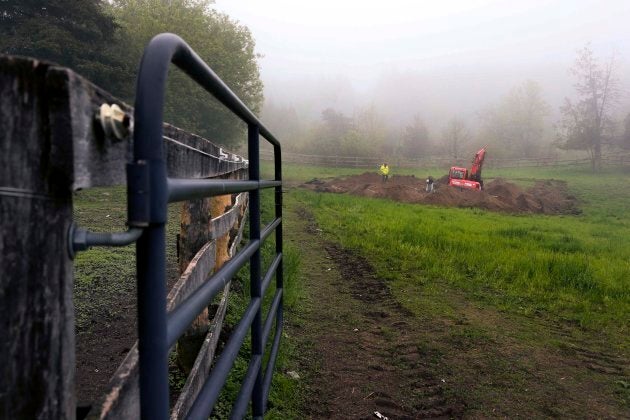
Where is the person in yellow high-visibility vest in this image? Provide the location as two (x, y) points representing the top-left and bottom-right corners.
(379, 163), (390, 182)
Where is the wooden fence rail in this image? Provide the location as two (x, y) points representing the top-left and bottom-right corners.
(0, 55), (248, 419)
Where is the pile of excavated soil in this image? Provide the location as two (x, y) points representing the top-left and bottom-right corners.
(302, 173), (580, 215)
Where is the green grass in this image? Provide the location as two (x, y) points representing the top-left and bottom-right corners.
(74, 183), (306, 418)
(210, 188), (305, 418)
(290, 164), (630, 337)
(73, 186), (181, 333)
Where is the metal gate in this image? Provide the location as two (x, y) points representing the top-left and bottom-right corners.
(74, 33), (283, 419)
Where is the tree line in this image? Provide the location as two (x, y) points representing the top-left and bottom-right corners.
(0, 0), (263, 147)
(264, 46), (630, 171)
(3, 3), (628, 170)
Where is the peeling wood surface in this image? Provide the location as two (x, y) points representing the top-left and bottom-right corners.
(0, 56), (75, 420)
(170, 284), (231, 420)
(210, 191), (247, 240)
(167, 241), (218, 312)
(43, 64), (248, 190)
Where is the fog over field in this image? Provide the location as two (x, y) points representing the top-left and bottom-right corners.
(215, 0), (630, 154)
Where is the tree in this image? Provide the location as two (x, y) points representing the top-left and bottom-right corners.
(354, 105), (387, 156)
(442, 117), (470, 160)
(401, 115), (430, 157)
(110, 0), (263, 147)
(0, 0), (131, 94)
(316, 108), (352, 155)
(261, 102), (304, 151)
(480, 80), (549, 158)
(556, 46), (620, 171)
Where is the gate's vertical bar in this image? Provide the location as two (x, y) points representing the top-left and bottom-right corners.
(249, 124), (264, 417)
(267, 143), (283, 413)
(134, 47), (170, 419)
(274, 143), (283, 341)
(136, 223), (168, 420)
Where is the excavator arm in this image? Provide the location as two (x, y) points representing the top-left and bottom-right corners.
(469, 147), (486, 183)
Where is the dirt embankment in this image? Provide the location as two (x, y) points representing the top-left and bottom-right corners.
(302, 173), (580, 215)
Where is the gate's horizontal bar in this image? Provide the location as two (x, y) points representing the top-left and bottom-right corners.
(167, 240), (259, 347)
(143, 34), (281, 149)
(167, 178), (281, 203)
(70, 225), (143, 256)
(261, 217), (281, 243)
(262, 289), (283, 347)
(185, 298), (261, 420)
(261, 254), (282, 298)
(261, 317), (283, 412)
(229, 354), (263, 420)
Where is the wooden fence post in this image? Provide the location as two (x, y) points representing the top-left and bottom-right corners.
(176, 170), (245, 373)
(0, 57), (75, 418)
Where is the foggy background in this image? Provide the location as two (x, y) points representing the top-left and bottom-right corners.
(214, 0), (630, 158)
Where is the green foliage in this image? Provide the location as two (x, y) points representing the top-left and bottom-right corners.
(109, 0), (263, 147)
(479, 80), (550, 158)
(441, 116), (470, 159)
(402, 114), (430, 157)
(556, 46), (620, 171)
(0, 0), (132, 94)
(1, 0), (264, 147)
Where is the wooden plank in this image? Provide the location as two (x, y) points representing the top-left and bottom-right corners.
(42, 65), (247, 191)
(94, 344), (140, 420)
(94, 240), (217, 420)
(210, 193), (246, 240)
(0, 56), (75, 419)
(170, 283), (230, 419)
(167, 241), (217, 312)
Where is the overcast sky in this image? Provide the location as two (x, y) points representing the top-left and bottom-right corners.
(213, 0), (630, 122)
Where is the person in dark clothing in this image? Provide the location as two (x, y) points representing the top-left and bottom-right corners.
(426, 175), (434, 192)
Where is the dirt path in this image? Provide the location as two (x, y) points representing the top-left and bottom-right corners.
(286, 203), (629, 419)
(287, 207), (461, 419)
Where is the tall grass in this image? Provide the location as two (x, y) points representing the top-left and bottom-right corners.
(290, 165), (630, 334)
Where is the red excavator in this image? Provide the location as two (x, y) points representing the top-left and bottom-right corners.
(448, 147), (487, 191)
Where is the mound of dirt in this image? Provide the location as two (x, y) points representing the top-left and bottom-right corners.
(301, 173), (580, 215)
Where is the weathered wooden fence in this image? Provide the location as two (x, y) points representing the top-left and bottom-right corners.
(260, 149), (630, 170)
(0, 34), (281, 420)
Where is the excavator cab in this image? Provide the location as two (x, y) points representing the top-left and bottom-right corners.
(449, 167), (468, 180)
(447, 147), (486, 191)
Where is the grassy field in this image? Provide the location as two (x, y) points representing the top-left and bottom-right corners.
(284, 163), (630, 336)
(73, 161), (629, 416)
(279, 162), (629, 416)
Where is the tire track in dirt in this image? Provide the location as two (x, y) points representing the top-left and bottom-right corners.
(291, 203), (629, 418)
(294, 206), (464, 419)
(538, 321), (629, 377)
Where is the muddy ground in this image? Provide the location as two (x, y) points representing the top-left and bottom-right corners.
(287, 204), (628, 419)
(302, 173), (581, 215)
